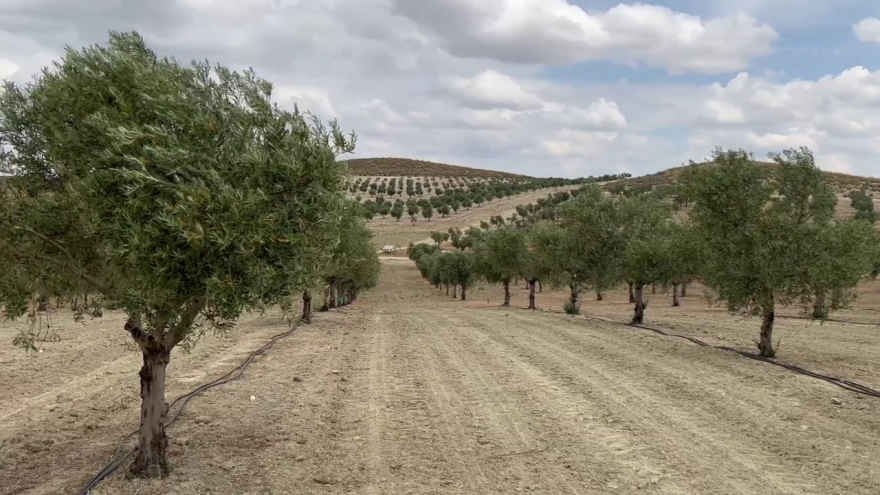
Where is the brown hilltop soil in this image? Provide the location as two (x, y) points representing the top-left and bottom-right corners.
(344, 157), (533, 179)
(607, 160), (880, 194)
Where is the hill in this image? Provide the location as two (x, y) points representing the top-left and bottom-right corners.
(343, 157), (533, 180)
(606, 160), (880, 194)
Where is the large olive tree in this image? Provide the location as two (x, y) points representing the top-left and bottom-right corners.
(0, 32), (355, 476)
(681, 147), (873, 357)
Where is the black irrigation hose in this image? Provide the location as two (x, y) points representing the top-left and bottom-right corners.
(775, 314), (880, 327)
(78, 321), (300, 495)
(577, 313), (880, 399)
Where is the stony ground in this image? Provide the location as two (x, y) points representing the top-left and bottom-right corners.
(2, 257), (880, 494)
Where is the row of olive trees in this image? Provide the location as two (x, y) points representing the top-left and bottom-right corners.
(410, 147), (880, 359)
(0, 32), (379, 478)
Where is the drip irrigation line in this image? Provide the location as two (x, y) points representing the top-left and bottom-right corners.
(575, 313), (880, 399)
(78, 321), (300, 495)
(775, 314), (880, 327)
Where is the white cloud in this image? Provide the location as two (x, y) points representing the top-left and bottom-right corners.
(0, 58), (19, 80)
(391, 0), (778, 74)
(442, 70), (543, 110)
(854, 17), (880, 44)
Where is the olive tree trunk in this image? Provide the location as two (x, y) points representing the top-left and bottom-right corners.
(628, 282), (635, 303)
(329, 283), (338, 309)
(569, 283), (579, 306)
(131, 346), (170, 477)
(759, 304), (776, 358)
(672, 284), (680, 307)
(460, 285), (467, 301)
(631, 284), (646, 325)
(595, 290), (603, 301)
(502, 280), (511, 307)
(528, 279), (537, 310)
(811, 291), (827, 319)
(452, 285), (457, 298)
(301, 291), (312, 323)
(538, 280), (543, 293)
(680, 282), (688, 297)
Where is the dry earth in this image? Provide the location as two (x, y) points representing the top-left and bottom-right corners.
(3, 256), (880, 494)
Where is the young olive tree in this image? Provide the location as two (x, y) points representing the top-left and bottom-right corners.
(473, 227), (526, 306)
(617, 196), (673, 324)
(446, 251), (476, 300)
(660, 222), (703, 307)
(556, 185), (626, 307)
(0, 32), (355, 476)
(681, 147), (864, 357)
(313, 200), (380, 317)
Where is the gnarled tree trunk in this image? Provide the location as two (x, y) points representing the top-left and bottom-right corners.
(538, 280), (542, 293)
(528, 279), (537, 309)
(127, 318), (172, 479)
(302, 291), (312, 323)
(502, 280), (511, 307)
(671, 284), (680, 307)
(759, 304), (776, 358)
(452, 285), (457, 298)
(460, 285), (467, 301)
(445, 283), (449, 295)
(628, 282), (635, 303)
(631, 283), (646, 324)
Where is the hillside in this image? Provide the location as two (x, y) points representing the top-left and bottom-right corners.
(606, 160), (880, 194)
(344, 157), (533, 180)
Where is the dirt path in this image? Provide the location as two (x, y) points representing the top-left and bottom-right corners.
(4, 260), (880, 494)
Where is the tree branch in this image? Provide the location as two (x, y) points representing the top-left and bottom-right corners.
(16, 226), (114, 298)
(162, 296), (206, 348)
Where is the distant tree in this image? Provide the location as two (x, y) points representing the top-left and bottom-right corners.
(422, 203), (434, 221)
(446, 251), (476, 300)
(407, 203), (420, 220)
(617, 196), (673, 324)
(378, 204), (391, 218)
(390, 204), (404, 221)
(439, 204), (451, 217)
(474, 228), (526, 306)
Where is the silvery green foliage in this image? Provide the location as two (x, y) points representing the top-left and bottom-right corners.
(0, 31), (362, 348)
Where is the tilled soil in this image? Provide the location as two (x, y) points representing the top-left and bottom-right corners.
(3, 259), (880, 494)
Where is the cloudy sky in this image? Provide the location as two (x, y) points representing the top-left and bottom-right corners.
(2, 0), (880, 178)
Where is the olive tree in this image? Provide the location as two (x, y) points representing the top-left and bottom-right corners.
(681, 147), (864, 357)
(474, 228), (526, 306)
(313, 201), (380, 317)
(0, 32), (355, 476)
(555, 185), (626, 307)
(617, 196), (673, 324)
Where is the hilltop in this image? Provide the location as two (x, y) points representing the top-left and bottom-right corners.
(606, 160), (880, 194)
(343, 157), (533, 180)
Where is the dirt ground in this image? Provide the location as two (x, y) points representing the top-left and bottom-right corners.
(3, 256), (880, 494)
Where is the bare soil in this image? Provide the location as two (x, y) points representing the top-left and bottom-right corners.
(3, 258), (880, 494)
